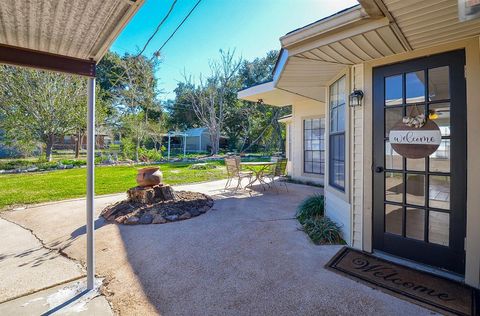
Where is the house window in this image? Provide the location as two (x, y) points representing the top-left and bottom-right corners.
(329, 75), (346, 191)
(303, 118), (325, 174)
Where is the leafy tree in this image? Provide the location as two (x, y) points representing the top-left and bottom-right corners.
(0, 66), (105, 161)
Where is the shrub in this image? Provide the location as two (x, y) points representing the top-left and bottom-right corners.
(188, 163), (217, 170)
(302, 216), (342, 244)
(138, 148), (162, 162)
(296, 194), (324, 224)
(60, 159), (86, 167)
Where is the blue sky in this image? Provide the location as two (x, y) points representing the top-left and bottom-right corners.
(112, 0), (358, 99)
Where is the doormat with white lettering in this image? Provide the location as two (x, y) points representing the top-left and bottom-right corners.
(326, 247), (477, 316)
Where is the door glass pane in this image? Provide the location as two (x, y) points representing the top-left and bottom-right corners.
(406, 71), (426, 103)
(429, 103), (450, 136)
(429, 139), (450, 173)
(429, 211), (449, 246)
(406, 208), (425, 241)
(429, 175), (450, 210)
(407, 158), (425, 172)
(385, 172), (403, 203)
(385, 140), (402, 170)
(385, 107), (403, 137)
(385, 75), (402, 106)
(428, 66), (450, 101)
(406, 174), (425, 206)
(385, 204), (402, 235)
(406, 104), (425, 120)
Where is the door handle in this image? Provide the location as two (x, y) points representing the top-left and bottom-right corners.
(375, 166), (384, 173)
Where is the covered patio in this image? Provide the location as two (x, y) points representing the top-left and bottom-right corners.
(0, 0), (145, 312)
(0, 179), (433, 315)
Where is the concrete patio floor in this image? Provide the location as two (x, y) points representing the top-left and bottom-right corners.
(0, 179), (435, 315)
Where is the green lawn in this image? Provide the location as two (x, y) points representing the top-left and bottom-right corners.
(0, 162), (228, 210)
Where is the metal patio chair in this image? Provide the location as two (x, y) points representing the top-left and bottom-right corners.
(224, 156), (253, 193)
(263, 157), (289, 193)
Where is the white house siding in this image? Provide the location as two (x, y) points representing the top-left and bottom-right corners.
(350, 64), (364, 250)
(289, 99), (326, 185)
(325, 192), (351, 244)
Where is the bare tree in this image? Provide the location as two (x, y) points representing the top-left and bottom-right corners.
(183, 49), (241, 155)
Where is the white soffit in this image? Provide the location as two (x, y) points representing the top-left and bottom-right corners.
(237, 81), (313, 107)
(0, 0), (144, 62)
(275, 11), (404, 102)
(382, 0), (480, 49)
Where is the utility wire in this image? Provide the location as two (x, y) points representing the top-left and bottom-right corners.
(109, 0), (203, 90)
(135, 0), (178, 58)
(153, 0), (203, 56)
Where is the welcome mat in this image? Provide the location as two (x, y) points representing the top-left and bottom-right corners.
(326, 247), (477, 316)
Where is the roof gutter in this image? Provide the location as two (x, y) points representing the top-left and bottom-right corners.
(279, 5), (366, 48)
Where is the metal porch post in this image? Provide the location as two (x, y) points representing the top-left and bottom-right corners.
(86, 77), (95, 290)
(167, 134), (171, 161)
(183, 134), (187, 157)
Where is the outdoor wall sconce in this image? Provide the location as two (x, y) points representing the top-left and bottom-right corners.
(349, 90), (364, 107)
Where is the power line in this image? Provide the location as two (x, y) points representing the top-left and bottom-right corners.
(135, 0), (178, 58)
(153, 0), (203, 55)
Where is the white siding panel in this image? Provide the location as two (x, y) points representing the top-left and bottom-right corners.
(351, 64), (364, 250)
(325, 192), (351, 243)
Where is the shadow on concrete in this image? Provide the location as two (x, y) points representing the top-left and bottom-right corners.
(112, 182), (330, 315)
(70, 218), (106, 239)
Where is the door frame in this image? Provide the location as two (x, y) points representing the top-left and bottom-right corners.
(371, 49), (467, 275)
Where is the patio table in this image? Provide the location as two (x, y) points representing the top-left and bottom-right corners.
(241, 161), (276, 190)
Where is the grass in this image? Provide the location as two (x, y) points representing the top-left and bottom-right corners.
(0, 161), (228, 210)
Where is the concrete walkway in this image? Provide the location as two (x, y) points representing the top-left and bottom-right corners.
(0, 179), (434, 315)
(0, 217), (84, 302)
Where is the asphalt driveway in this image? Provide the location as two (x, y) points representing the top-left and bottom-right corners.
(0, 180), (433, 315)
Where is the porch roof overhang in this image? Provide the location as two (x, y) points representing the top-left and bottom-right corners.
(0, 0), (146, 292)
(278, 114), (292, 123)
(0, 0), (144, 76)
(266, 0), (480, 104)
(237, 81), (313, 107)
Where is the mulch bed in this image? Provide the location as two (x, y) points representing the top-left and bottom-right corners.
(101, 191), (214, 225)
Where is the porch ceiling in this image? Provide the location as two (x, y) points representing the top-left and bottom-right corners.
(0, 0), (143, 63)
(382, 0), (480, 49)
(277, 9), (408, 102)
(237, 81), (313, 107)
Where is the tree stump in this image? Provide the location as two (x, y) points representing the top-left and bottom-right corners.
(127, 184), (175, 204)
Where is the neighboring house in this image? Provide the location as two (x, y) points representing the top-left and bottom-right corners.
(184, 127), (216, 153)
(238, 0), (480, 289)
(54, 130), (112, 151)
(164, 127), (228, 154)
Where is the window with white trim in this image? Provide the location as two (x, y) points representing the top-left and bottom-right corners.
(303, 117), (325, 175)
(329, 76), (346, 191)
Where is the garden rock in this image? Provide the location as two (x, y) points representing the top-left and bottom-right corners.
(125, 216), (139, 225)
(179, 212), (191, 220)
(165, 215), (178, 222)
(152, 215), (167, 224)
(101, 190), (213, 225)
(139, 213), (153, 224)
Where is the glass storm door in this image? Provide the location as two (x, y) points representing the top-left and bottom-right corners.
(373, 50), (467, 275)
